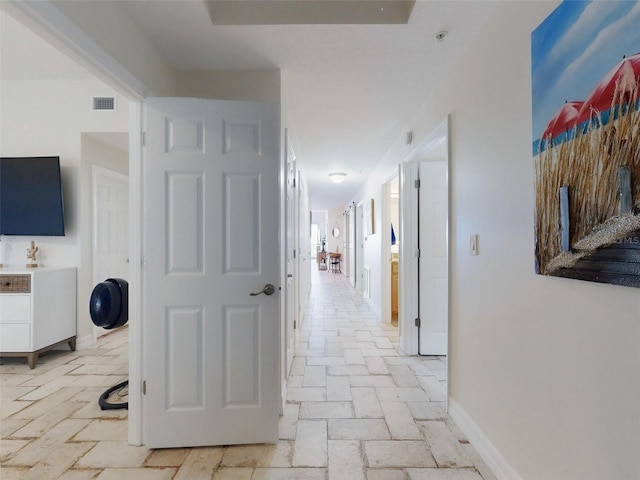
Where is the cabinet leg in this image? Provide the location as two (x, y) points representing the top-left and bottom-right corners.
(27, 353), (37, 369)
(68, 337), (77, 351)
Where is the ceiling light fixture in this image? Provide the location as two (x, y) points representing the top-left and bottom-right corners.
(329, 172), (347, 184)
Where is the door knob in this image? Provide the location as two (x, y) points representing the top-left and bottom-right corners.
(250, 284), (275, 296)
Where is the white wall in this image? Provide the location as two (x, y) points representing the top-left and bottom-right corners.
(177, 69), (280, 103)
(51, 0), (177, 96)
(0, 79), (129, 347)
(351, 192), (384, 314)
(327, 208), (344, 254)
(311, 210), (328, 247)
(349, 2), (640, 479)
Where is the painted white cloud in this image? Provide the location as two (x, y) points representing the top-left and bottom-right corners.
(556, 2), (640, 96)
(534, 1), (640, 138)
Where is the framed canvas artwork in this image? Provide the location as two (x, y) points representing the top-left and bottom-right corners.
(531, 1), (640, 287)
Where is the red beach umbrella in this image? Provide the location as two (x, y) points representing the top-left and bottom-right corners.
(542, 100), (583, 140)
(576, 52), (640, 125)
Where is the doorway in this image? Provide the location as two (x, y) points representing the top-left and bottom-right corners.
(354, 202), (364, 292)
(398, 119), (450, 365)
(310, 210), (328, 270)
(91, 163), (129, 339)
(382, 174), (400, 326)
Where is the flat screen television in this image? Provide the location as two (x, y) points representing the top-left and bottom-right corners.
(0, 156), (66, 236)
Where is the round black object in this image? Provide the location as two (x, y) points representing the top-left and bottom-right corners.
(89, 278), (129, 330)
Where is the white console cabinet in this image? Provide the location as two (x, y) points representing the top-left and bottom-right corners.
(0, 267), (76, 368)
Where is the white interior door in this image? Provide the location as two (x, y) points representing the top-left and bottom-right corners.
(399, 161), (419, 354)
(285, 135), (296, 379)
(418, 161), (448, 355)
(355, 204), (364, 290)
(142, 97), (280, 448)
(93, 167), (129, 282)
(350, 207), (356, 285)
(297, 175), (310, 322)
(93, 167), (129, 338)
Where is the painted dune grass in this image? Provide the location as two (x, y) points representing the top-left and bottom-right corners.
(534, 93), (640, 275)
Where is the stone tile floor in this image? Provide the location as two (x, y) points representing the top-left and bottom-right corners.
(1, 268), (496, 480)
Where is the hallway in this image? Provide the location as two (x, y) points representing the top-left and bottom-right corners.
(1, 269), (495, 479)
(283, 267), (495, 479)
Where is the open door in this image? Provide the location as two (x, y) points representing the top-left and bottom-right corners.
(285, 131), (296, 380)
(398, 119), (449, 357)
(418, 161), (448, 355)
(142, 97), (280, 448)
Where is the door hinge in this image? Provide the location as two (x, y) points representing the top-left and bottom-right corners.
(293, 249), (297, 259)
(415, 248), (421, 258)
(294, 320), (297, 329)
(293, 178), (296, 188)
(414, 179), (421, 188)
(142, 131), (146, 147)
(415, 318), (421, 327)
(142, 380), (147, 395)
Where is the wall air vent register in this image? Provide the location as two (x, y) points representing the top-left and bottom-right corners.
(92, 96), (116, 111)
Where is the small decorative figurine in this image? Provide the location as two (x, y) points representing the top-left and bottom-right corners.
(26, 240), (39, 268)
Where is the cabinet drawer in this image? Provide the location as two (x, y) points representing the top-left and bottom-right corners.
(0, 324), (31, 351)
(0, 295), (31, 324)
(0, 275), (31, 293)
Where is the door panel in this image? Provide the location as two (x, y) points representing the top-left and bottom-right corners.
(165, 306), (203, 408)
(143, 97), (279, 448)
(224, 173), (260, 273)
(166, 172), (203, 273)
(418, 161), (448, 355)
(285, 134), (296, 379)
(93, 169), (129, 282)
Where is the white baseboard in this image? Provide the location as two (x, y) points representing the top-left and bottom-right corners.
(280, 382), (287, 416)
(449, 398), (523, 480)
(365, 296), (381, 320)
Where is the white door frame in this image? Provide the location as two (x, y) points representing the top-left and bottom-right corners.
(343, 208), (350, 279)
(348, 204), (356, 287)
(6, 1), (147, 445)
(381, 170), (399, 325)
(128, 101), (144, 445)
(398, 118), (449, 364)
(296, 174), (310, 325)
(284, 129), (297, 402)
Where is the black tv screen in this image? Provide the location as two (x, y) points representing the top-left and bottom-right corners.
(0, 156), (66, 236)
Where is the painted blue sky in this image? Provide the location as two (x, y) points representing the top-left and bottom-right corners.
(531, 0), (640, 146)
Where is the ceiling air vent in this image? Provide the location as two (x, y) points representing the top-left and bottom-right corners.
(92, 96), (116, 111)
